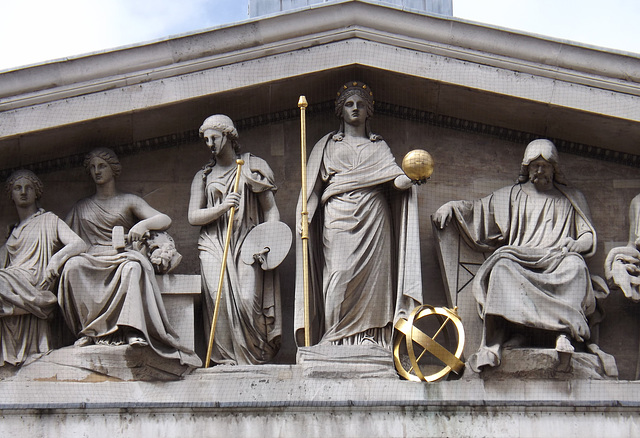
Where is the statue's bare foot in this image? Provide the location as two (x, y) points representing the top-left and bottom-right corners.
(74, 336), (94, 347)
(555, 334), (574, 354)
(127, 334), (149, 347)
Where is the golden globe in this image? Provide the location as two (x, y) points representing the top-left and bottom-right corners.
(402, 149), (434, 181)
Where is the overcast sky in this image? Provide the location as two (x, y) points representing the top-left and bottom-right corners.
(1, 0), (639, 72)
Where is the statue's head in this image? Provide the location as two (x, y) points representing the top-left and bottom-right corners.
(334, 81), (375, 120)
(332, 81), (380, 142)
(199, 114), (238, 139)
(5, 169), (43, 201)
(199, 114), (240, 155)
(518, 139), (567, 185)
(83, 147), (122, 179)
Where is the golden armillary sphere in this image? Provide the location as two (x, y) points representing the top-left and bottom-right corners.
(394, 305), (465, 382)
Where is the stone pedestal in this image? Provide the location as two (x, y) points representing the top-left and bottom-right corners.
(296, 344), (398, 378)
(157, 274), (200, 351)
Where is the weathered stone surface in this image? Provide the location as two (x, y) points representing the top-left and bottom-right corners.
(297, 344), (398, 379)
(7, 345), (196, 382)
(468, 348), (617, 381)
(0, 363), (638, 437)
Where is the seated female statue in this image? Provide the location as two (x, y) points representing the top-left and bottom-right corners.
(0, 170), (85, 366)
(58, 148), (201, 368)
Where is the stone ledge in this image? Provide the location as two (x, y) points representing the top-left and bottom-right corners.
(0, 361), (638, 405)
(0, 367), (638, 437)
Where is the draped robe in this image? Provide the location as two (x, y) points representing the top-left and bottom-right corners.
(198, 153), (281, 365)
(295, 134), (423, 347)
(449, 183), (598, 365)
(58, 196), (201, 368)
(0, 210), (63, 365)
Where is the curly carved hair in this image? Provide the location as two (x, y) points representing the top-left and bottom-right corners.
(5, 169), (44, 201)
(83, 147), (122, 179)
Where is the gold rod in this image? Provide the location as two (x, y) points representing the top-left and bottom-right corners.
(204, 158), (244, 368)
(298, 95), (311, 347)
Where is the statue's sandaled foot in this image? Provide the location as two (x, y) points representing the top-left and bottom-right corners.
(555, 334), (574, 372)
(74, 336), (94, 347)
(555, 334), (574, 354)
(467, 348), (500, 373)
(127, 334), (149, 347)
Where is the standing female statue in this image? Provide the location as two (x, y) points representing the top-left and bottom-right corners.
(295, 81), (423, 348)
(58, 148), (201, 368)
(0, 170), (85, 366)
(189, 114), (282, 365)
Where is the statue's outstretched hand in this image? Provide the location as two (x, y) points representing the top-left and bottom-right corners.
(433, 203), (454, 229)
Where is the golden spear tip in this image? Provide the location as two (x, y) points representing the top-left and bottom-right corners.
(298, 96), (308, 108)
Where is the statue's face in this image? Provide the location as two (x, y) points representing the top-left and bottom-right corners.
(341, 94), (367, 127)
(89, 157), (114, 185)
(203, 128), (227, 156)
(11, 177), (37, 208)
(528, 157), (554, 190)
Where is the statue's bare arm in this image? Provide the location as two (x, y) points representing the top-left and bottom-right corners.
(40, 220), (87, 289)
(393, 174), (413, 190)
(258, 190), (280, 222)
(187, 172), (240, 227)
(128, 195), (171, 242)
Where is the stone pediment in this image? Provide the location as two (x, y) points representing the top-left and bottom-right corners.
(2, 2), (640, 436)
(2, 1), (640, 157)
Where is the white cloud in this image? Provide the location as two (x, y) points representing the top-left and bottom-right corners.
(0, 0), (249, 70)
(454, 0), (640, 53)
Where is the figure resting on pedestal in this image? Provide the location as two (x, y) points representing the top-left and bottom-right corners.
(433, 139), (608, 372)
(0, 170), (85, 366)
(58, 148), (201, 368)
(294, 81), (423, 348)
(189, 115), (284, 366)
(605, 194), (640, 302)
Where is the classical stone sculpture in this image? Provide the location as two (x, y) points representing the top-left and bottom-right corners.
(605, 194), (640, 302)
(0, 170), (85, 366)
(189, 114), (284, 365)
(433, 139), (608, 372)
(58, 148), (201, 368)
(137, 230), (182, 275)
(294, 81), (423, 348)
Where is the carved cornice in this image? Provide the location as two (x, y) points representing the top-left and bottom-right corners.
(373, 102), (640, 167)
(2, 101), (639, 180)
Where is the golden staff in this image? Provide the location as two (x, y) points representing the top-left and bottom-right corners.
(205, 158), (244, 368)
(298, 95), (311, 347)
